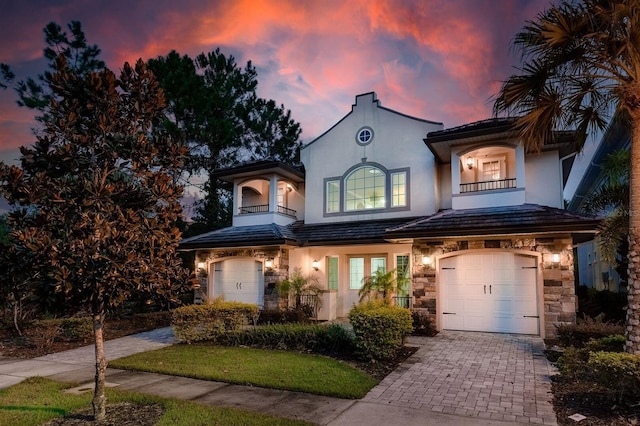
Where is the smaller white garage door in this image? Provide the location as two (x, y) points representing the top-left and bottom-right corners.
(212, 259), (263, 306)
(440, 252), (539, 334)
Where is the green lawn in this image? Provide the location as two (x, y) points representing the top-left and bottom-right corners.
(110, 344), (378, 399)
(0, 377), (312, 426)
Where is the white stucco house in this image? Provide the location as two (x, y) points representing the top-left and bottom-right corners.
(180, 92), (599, 338)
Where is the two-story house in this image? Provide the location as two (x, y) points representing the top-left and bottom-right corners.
(180, 92), (599, 338)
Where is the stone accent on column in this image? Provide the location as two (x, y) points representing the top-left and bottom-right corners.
(626, 233), (640, 354)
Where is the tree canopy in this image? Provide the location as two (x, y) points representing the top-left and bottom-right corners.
(494, 0), (640, 353)
(148, 50), (303, 234)
(0, 56), (192, 420)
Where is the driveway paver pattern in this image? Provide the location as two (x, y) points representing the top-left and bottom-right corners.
(363, 331), (557, 425)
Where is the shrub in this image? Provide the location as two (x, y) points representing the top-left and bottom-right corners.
(411, 309), (435, 336)
(171, 300), (259, 343)
(557, 347), (591, 380)
(588, 351), (640, 402)
(257, 308), (311, 325)
(555, 316), (625, 348)
(576, 286), (627, 323)
(349, 301), (413, 361)
(584, 335), (626, 353)
(24, 320), (62, 351)
(58, 317), (93, 341)
(218, 323), (355, 355)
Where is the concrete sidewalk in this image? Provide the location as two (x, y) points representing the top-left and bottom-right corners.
(0, 327), (555, 425)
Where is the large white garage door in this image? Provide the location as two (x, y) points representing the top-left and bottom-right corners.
(212, 259), (263, 306)
(440, 252), (539, 334)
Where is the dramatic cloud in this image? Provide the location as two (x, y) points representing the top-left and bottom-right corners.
(0, 0), (553, 159)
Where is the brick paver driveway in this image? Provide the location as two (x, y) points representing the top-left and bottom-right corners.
(364, 331), (557, 425)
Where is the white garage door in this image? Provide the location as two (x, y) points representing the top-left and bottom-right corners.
(212, 259), (263, 306)
(440, 252), (539, 334)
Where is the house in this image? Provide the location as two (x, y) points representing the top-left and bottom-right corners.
(568, 120), (630, 292)
(180, 92), (599, 338)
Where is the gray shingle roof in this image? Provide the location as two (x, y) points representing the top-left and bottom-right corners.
(179, 204), (599, 250)
(385, 204), (599, 238)
(179, 223), (298, 249)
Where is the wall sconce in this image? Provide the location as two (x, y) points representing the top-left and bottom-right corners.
(286, 184), (293, 192)
(312, 260), (320, 271)
(197, 261), (206, 271)
(265, 259), (274, 270)
(466, 157), (474, 169)
(422, 255), (432, 268)
(552, 253), (561, 264)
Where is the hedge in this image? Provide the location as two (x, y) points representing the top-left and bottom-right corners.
(171, 301), (259, 343)
(349, 302), (413, 361)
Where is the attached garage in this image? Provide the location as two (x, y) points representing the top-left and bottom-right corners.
(211, 258), (264, 306)
(439, 251), (540, 335)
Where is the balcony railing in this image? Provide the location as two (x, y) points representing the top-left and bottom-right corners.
(239, 204), (268, 214)
(239, 204), (297, 218)
(460, 178), (516, 193)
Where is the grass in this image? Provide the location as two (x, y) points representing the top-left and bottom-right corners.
(110, 343), (378, 399)
(0, 376), (312, 426)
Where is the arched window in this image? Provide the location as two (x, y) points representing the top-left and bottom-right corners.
(345, 166), (386, 211)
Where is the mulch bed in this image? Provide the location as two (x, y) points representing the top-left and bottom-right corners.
(42, 403), (163, 426)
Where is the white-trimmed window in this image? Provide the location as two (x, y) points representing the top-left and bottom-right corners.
(326, 179), (340, 213)
(391, 171), (406, 207)
(345, 166), (386, 211)
(327, 256), (339, 290)
(349, 256), (387, 289)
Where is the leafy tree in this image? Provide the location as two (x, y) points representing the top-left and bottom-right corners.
(493, 0), (640, 353)
(582, 149), (630, 287)
(0, 56), (192, 420)
(0, 21), (105, 119)
(0, 214), (9, 244)
(148, 50), (303, 234)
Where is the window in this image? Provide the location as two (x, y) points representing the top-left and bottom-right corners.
(482, 160), (500, 181)
(326, 179), (340, 213)
(327, 256), (338, 290)
(345, 166), (386, 211)
(349, 258), (365, 289)
(396, 255), (410, 296)
(391, 172), (406, 207)
(356, 127), (373, 145)
(349, 256), (386, 289)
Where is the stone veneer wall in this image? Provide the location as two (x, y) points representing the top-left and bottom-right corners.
(193, 248), (290, 308)
(411, 236), (576, 338)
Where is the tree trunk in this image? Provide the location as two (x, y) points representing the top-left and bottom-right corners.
(92, 311), (107, 421)
(626, 112), (640, 354)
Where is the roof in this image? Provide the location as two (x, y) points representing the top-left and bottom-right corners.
(179, 223), (298, 250)
(211, 159), (305, 184)
(385, 204), (600, 239)
(290, 217), (417, 246)
(179, 205), (599, 250)
(425, 118), (576, 163)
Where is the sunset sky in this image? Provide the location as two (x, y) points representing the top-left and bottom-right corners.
(0, 0), (596, 200)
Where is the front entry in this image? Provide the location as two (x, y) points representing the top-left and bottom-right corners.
(439, 252), (539, 334)
(212, 258), (263, 306)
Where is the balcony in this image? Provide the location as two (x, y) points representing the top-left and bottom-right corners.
(239, 204), (297, 218)
(460, 178), (516, 193)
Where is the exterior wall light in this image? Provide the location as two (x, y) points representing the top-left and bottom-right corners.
(265, 259), (274, 270)
(197, 261), (206, 271)
(422, 255), (432, 267)
(466, 157), (474, 169)
(552, 253), (561, 264)
(312, 260), (320, 271)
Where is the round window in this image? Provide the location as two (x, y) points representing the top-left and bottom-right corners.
(356, 127), (374, 145)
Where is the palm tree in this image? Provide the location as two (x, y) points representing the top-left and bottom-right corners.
(582, 149), (629, 281)
(493, 0), (640, 353)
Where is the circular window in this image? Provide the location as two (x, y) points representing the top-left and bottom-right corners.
(356, 127), (374, 145)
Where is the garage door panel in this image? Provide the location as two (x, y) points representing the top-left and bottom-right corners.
(440, 252), (539, 335)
